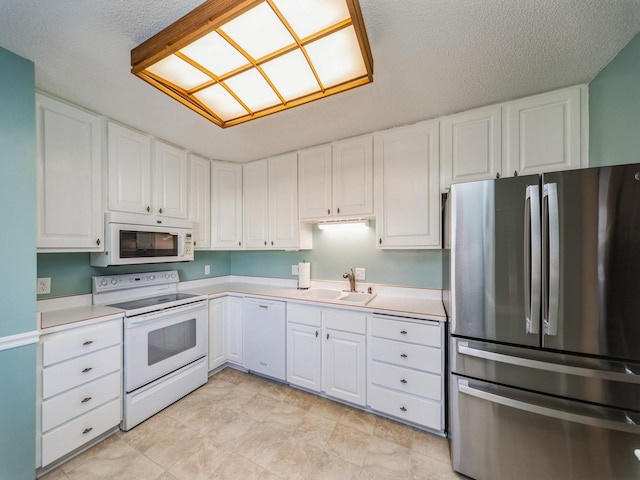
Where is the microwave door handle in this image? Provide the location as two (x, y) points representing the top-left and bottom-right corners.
(177, 232), (185, 257)
(524, 185), (541, 335)
(543, 183), (560, 337)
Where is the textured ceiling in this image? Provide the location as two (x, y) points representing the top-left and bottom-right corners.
(1, 0), (639, 162)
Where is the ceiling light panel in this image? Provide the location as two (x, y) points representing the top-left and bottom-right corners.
(131, 0), (373, 127)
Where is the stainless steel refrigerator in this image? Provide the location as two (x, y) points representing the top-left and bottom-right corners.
(448, 164), (640, 480)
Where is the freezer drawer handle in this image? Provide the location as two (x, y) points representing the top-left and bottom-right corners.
(458, 342), (640, 384)
(458, 379), (640, 434)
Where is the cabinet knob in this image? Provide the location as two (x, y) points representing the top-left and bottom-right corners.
(400, 378), (408, 384)
(337, 207), (340, 214)
(81, 397), (92, 403)
(82, 367), (93, 373)
(326, 333), (330, 340)
(496, 172), (500, 179)
(82, 427), (93, 435)
(400, 330), (407, 335)
(400, 406), (407, 412)
(96, 238), (101, 246)
(264, 241), (267, 246)
(238, 241), (241, 246)
(328, 209), (330, 215)
(400, 353), (408, 358)
(194, 241), (196, 247)
(379, 238), (382, 245)
(82, 340), (93, 346)
(271, 241), (274, 246)
(159, 208), (163, 214)
(315, 330), (319, 337)
(514, 170), (518, 177)
(146, 206), (150, 212)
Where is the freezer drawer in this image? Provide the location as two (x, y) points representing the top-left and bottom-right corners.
(451, 337), (640, 411)
(450, 375), (640, 480)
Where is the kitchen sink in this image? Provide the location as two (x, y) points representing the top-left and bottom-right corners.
(299, 289), (377, 305)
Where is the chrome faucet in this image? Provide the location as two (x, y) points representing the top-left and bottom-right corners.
(343, 268), (356, 292)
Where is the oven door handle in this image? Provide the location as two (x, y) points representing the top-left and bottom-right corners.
(126, 301), (206, 326)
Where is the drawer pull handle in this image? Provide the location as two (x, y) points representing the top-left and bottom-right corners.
(82, 427), (93, 435)
(315, 330), (319, 337)
(400, 330), (407, 335)
(400, 353), (408, 358)
(82, 367), (93, 373)
(400, 378), (408, 384)
(82, 340), (94, 346)
(400, 406), (407, 412)
(81, 397), (92, 403)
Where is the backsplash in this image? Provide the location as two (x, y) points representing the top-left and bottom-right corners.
(37, 223), (446, 298)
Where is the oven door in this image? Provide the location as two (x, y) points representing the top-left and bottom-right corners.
(124, 300), (208, 392)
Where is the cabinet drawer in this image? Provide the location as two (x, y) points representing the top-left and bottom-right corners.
(287, 304), (322, 328)
(42, 319), (122, 366)
(369, 361), (441, 401)
(42, 371), (121, 432)
(371, 316), (441, 347)
(370, 337), (441, 374)
(324, 309), (366, 334)
(43, 344), (121, 399)
(41, 398), (121, 467)
(369, 384), (442, 431)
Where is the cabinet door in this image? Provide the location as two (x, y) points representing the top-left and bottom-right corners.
(374, 120), (441, 248)
(243, 160), (269, 249)
(332, 135), (373, 217)
(269, 153), (300, 249)
(36, 94), (103, 251)
(189, 154), (211, 249)
(504, 86), (584, 177)
(287, 322), (322, 392)
(208, 298), (226, 370)
(211, 161), (243, 249)
(154, 140), (188, 218)
(323, 328), (366, 406)
(441, 105), (502, 189)
(298, 145), (332, 220)
(107, 122), (152, 215)
(226, 297), (243, 364)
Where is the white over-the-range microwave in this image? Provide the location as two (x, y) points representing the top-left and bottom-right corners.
(90, 212), (194, 267)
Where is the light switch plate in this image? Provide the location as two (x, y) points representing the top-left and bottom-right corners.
(354, 268), (365, 280)
(292, 264), (299, 275)
(204, 265), (210, 275)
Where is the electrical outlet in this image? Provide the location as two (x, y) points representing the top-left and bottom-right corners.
(291, 264), (299, 276)
(354, 268), (365, 281)
(204, 265), (211, 275)
(37, 277), (51, 294)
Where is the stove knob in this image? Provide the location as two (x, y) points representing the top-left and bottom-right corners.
(149, 274), (155, 280)
(99, 279), (108, 287)
(110, 278), (117, 285)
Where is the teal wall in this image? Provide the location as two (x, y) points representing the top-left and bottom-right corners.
(589, 32), (640, 167)
(38, 222), (443, 297)
(0, 47), (37, 480)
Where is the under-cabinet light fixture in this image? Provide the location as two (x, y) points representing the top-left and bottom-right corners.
(317, 218), (369, 231)
(131, 0), (373, 128)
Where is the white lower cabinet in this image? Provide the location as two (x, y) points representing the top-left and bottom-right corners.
(367, 314), (444, 433)
(286, 304), (323, 392)
(39, 318), (123, 468)
(226, 296), (244, 365)
(208, 297), (227, 370)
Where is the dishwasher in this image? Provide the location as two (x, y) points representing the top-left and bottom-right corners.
(243, 297), (286, 381)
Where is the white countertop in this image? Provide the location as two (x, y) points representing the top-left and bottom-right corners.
(37, 277), (447, 332)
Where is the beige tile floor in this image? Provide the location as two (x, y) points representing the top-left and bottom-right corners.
(41, 368), (463, 480)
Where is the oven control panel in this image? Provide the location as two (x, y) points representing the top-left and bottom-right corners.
(93, 271), (179, 293)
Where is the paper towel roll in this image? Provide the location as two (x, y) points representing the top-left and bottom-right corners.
(298, 262), (311, 289)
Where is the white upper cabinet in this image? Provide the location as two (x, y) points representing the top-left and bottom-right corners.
(243, 159), (269, 249)
(440, 104), (502, 188)
(243, 153), (311, 250)
(36, 94), (103, 251)
(188, 154), (211, 249)
(375, 120), (441, 249)
(154, 140), (188, 218)
(211, 161), (243, 250)
(299, 135), (373, 220)
(107, 122), (152, 215)
(108, 122), (188, 218)
(504, 85), (587, 177)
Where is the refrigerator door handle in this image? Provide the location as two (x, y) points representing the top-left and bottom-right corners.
(457, 341), (640, 384)
(458, 378), (640, 434)
(542, 182), (560, 336)
(524, 185), (541, 335)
